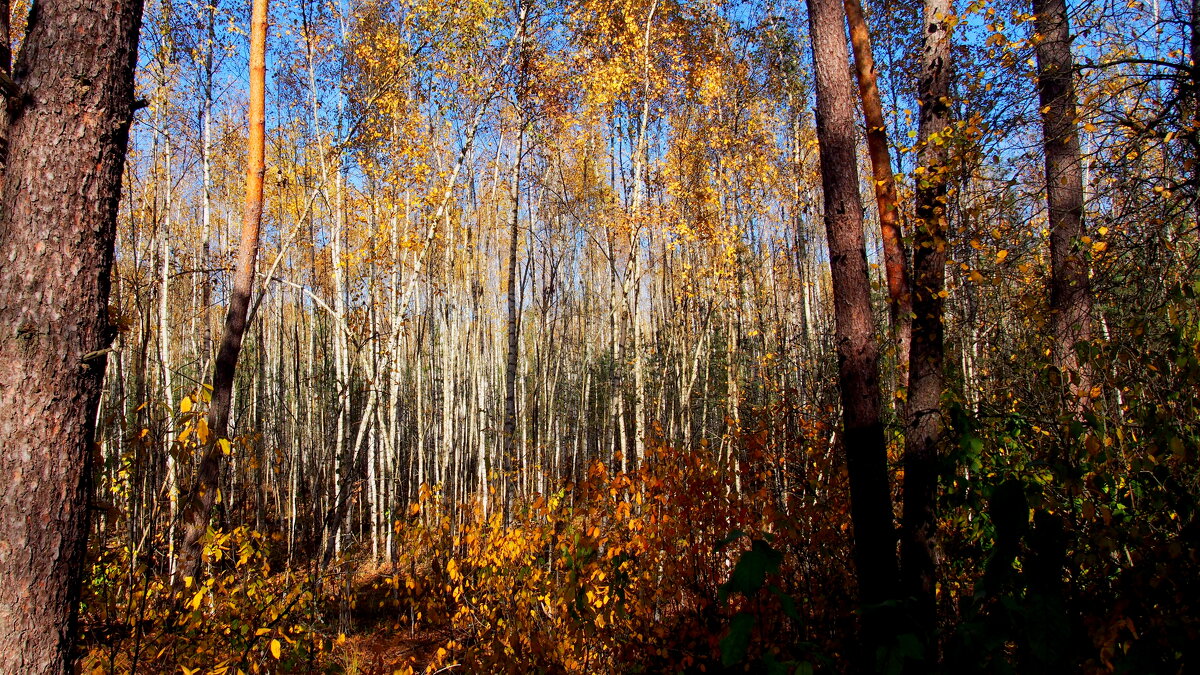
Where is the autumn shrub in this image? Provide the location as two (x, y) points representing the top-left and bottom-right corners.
(80, 404), (866, 674)
(937, 283), (1200, 673)
(82, 349), (1200, 675)
(79, 526), (328, 674)
(370, 431), (856, 674)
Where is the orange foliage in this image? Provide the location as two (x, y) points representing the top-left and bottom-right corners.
(377, 430), (856, 673)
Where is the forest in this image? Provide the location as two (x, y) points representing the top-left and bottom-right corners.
(0, 0), (1196, 671)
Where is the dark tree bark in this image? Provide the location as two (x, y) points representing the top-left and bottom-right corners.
(902, 0), (953, 655)
(805, 0), (899, 660)
(0, 0), (143, 671)
(503, 123), (523, 525)
(176, 0), (269, 581)
(503, 20), (530, 524)
(1033, 0), (1092, 407)
(844, 0), (912, 372)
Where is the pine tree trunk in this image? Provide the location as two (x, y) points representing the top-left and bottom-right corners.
(1033, 0), (1093, 406)
(176, 0), (269, 581)
(805, 0), (899, 660)
(844, 0), (912, 375)
(0, 0), (143, 669)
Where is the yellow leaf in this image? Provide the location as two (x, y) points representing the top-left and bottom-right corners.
(196, 418), (210, 444)
(219, 438), (232, 455)
(180, 397), (192, 413)
(256, 628), (271, 636)
(995, 249), (1009, 262)
(189, 590), (204, 611)
(270, 639), (282, 660)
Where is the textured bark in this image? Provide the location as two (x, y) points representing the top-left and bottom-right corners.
(503, 13), (530, 522)
(844, 0), (912, 370)
(1033, 0), (1092, 406)
(629, 0), (658, 467)
(503, 125), (524, 524)
(200, 3), (215, 372)
(177, 0), (269, 581)
(0, 0), (143, 670)
(805, 0), (898, 658)
(902, 0), (953, 654)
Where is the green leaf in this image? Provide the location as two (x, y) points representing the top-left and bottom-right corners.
(769, 584), (803, 625)
(714, 528), (746, 552)
(720, 539), (782, 601)
(720, 612), (755, 667)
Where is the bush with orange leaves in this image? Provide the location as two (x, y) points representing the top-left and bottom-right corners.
(384, 430), (858, 674)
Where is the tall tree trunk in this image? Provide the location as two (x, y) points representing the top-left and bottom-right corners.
(330, 165), (352, 558)
(0, 0), (143, 669)
(159, 135), (178, 576)
(805, 0), (898, 661)
(628, 0), (658, 467)
(1033, 0), (1092, 406)
(176, 0), (269, 581)
(503, 124), (524, 524)
(844, 0), (912, 375)
(902, 0), (953, 656)
(200, 2), (215, 374)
